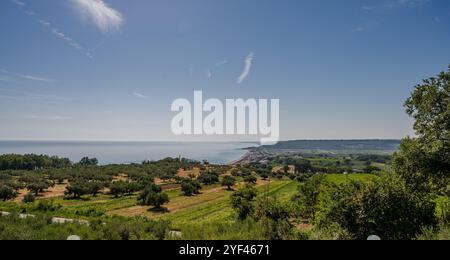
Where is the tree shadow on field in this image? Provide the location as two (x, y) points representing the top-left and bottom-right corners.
(63, 196), (91, 201)
(148, 207), (169, 213)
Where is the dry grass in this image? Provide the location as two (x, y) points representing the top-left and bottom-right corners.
(14, 182), (68, 203)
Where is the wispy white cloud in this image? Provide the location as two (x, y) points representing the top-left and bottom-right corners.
(0, 69), (55, 82)
(206, 69), (212, 80)
(10, 0), (25, 7)
(0, 76), (13, 82)
(204, 60), (228, 80)
(9, 0), (93, 59)
(215, 60), (228, 67)
(71, 0), (123, 33)
(237, 52), (254, 84)
(133, 92), (147, 99)
(353, 27), (365, 32)
(363, 0), (430, 12)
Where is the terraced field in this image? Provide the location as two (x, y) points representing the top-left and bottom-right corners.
(109, 180), (298, 227)
(0, 179), (299, 228)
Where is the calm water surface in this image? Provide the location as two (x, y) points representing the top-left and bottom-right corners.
(0, 141), (258, 165)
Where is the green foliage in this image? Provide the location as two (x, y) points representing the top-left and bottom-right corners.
(0, 154), (71, 171)
(0, 184), (17, 201)
(221, 176), (236, 190)
(252, 197), (293, 240)
(77, 157), (99, 166)
(198, 172), (219, 185)
(317, 174), (437, 240)
(363, 165), (381, 174)
(230, 184), (257, 220)
(26, 180), (52, 196)
(180, 179), (202, 196)
(0, 214), (170, 240)
(417, 224), (450, 240)
(178, 219), (266, 240)
(109, 181), (141, 198)
(393, 66), (450, 194)
(34, 200), (62, 212)
(243, 175), (257, 185)
(64, 181), (91, 199)
(138, 184), (169, 209)
(22, 192), (36, 204)
(293, 174), (325, 221)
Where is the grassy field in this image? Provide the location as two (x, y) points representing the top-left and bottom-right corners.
(323, 173), (379, 185)
(0, 178), (299, 228)
(0, 175), (379, 224)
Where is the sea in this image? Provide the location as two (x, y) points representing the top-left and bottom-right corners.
(0, 141), (258, 165)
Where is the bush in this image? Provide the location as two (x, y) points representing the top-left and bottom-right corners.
(292, 174), (325, 221)
(317, 174), (437, 240)
(417, 224), (450, 240)
(0, 184), (17, 201)
(0, 214), (170, 240)
(230, 185), (257, 220)
(22, 192), (36, 203)
(252, 197), (294, 240)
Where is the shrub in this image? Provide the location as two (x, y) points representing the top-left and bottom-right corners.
(317, 174), (437, 240)
(252, 197), (294, 240)
(231, 185), (257, 220)
(0, 185), (17, 201)
(22, 192), (36, 203)
(292, 174), (325, 221)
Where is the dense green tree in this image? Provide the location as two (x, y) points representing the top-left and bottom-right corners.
(64, 181), (91, 199)
(252, 197), (293, 240)
(138, 184), (169, 210)
(77, 157), (99, 166)
(293, 174), (325, 221)
(243, 175), (257, 185)
(110, 181), (142, 198)
(198, 172), (220, 185)
(87, 181), (104, 196)
(317, 174), (437, 240)
(0, 154), (71, 170)
(392, 65), (450, 194)
(0, 185), (17, 201)
(231, 185), (257, 220)
(180, 179), (202, 196)
(221, 176), (236, 190)
(293, 159), (313, 174)
(26, 181), (52, 196)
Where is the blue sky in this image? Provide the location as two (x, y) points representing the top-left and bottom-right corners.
(0, 0), (449, 141)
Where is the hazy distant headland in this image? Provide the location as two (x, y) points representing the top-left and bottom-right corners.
(259, 139), (401, 154)
(235, 139), (402, 165)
